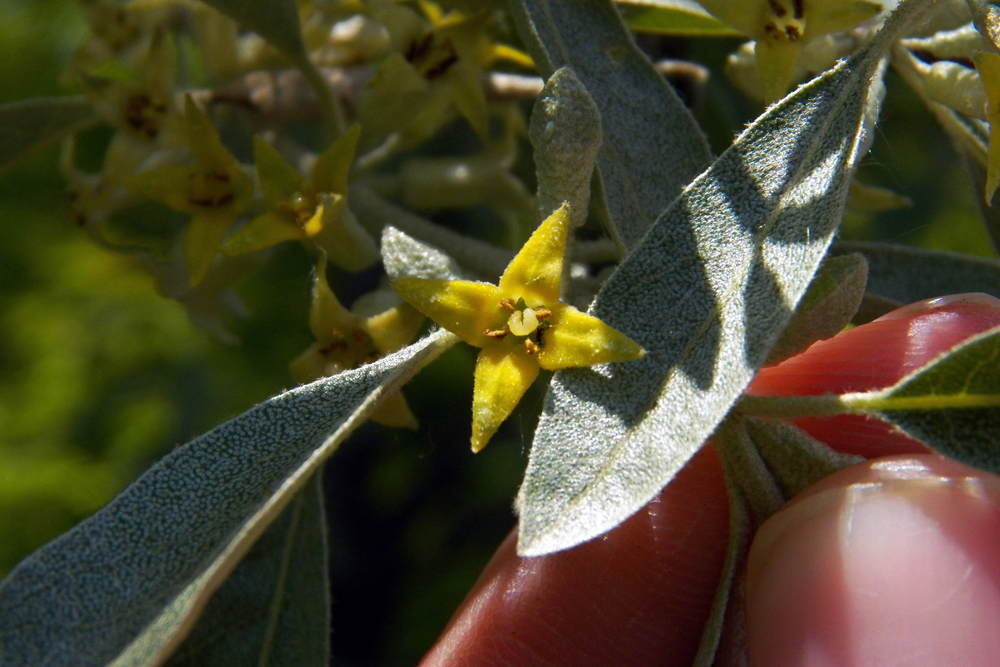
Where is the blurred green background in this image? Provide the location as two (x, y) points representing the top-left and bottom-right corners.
(0, 1), (993, 664)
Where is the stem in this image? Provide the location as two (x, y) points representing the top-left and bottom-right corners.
(298, 59), (345, 138)
(735, 393), (860, 418)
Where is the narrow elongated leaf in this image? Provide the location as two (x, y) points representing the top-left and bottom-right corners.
(164, 476), (329, 667)
(516, 0), (930, 557)
(0, 329), (456, 667)
(529, 67), (601, 229)
(509, 0), (713, 252)
(381, 226), (463, 281)
(198, 0), (306, 63)
(864, 326), (1000, 473)
(0, 97), (96, 173)
(765, 253), (868, 365)
(617, 0), (742, 36)
(831, 241), (1000, 302)
(745, 418), (862, 499)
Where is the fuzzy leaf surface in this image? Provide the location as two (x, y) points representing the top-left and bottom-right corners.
(164, 476), (329, 667)
(765, 253), (868, 365)
(0, 97), (96, 174)
(509, 0), (713, 251)
(866, 326), (1000, 474)
(529, 67), (601, 229)
(516, 1), (927, 557)
(0, 329), (455, 667)
(831, 241), (1000, 302)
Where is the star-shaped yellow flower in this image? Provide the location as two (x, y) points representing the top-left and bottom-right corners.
(699, 0), (882, 102)
(392, 204), (644, 452)
(222, 125), (378, 271)
(291, 256), (425, 429)
(126, 95), (254, 287)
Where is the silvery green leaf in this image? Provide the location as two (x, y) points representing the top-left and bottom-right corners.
(865, 326), (1000, 473)
(352, 185), (511, 280)
(0, 97), (96, 174)
(381, 226), (463, 281)
(692, 481), (751, 667)
(765, 253), (868, 365)
(516, 0), (931, 557)
(164, 476), (329, 667)
(508, 0), (712, 252)
(529, 67), (601, 229)
(831, 241), (1000, 301)
(744, 418), (863, 499)
(715, 420), (784, 522)
(198, 0), (307, 63)
(617, 0), (742, 36)
(0, 328), (456, 667)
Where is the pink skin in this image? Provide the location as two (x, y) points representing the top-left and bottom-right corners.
(422, 294), (1000, 667)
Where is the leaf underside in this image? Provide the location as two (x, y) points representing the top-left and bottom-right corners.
(873, 326), (1000, 474)
(0, 330), (454, 667)
(509, 0), (713, 252)
(516, 0), (930, 557)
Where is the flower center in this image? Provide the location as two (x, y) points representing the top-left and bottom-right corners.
(764, 0), (806, 42)
(507, 307), (539, 336)
(187, 169), (234, 208)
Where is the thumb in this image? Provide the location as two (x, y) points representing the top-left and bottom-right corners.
(746, 454), (1000, 666)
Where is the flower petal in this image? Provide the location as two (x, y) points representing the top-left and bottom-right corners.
(498, 203), (568, 306)
(222, 211), (305, 255)
(254, 136), (304, 207)
(804, 0), (883, 40)
(755, 39), (801, 104)
(307, 255), (362, 340)
(371, 391), (419, 430)
(537, 305), (644, 371)
(471, 346), (539, 452)
(367, 303), (425, 353)
(184, 96), (238, 172)
(312, 198), (379, 271)
(392, 277), (504, 347)
(311, 123), (361, 194)
(185, 210), (235, 287)
(126, 165), (200, 213)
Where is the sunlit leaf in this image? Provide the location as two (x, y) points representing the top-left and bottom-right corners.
(164, 477), (329, 667)
(765, 253), (868, 365)
(864, 326), (1000, 474)
(509, 0), (713, 252)
(0, 329), (456, 667)
(529, 67), (602, 230)
(516, 0), (930, 557)
(0, 97), (97, 174)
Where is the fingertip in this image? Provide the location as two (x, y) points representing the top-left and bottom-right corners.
(746, 455), (1000, 666)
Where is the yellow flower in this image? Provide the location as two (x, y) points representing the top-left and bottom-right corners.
(699, 0), (883, 102)
(222, 124), (378, 271)
(126, 96), (255, 287)
(392, 204), (644, 452)
(291, 256), (425, 429)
